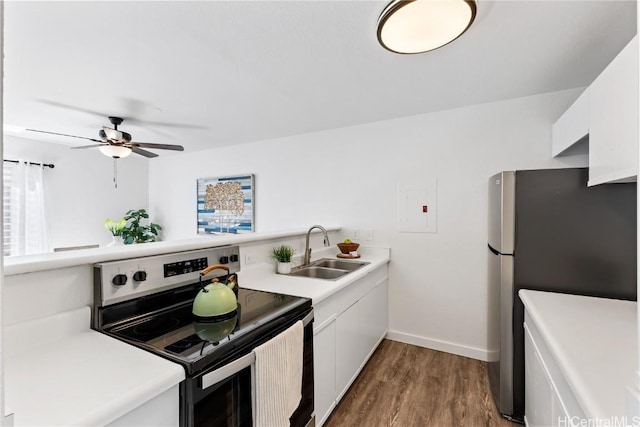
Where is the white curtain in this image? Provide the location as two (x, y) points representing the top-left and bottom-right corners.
(9, 161), (51, 255)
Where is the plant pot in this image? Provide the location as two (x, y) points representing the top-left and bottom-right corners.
(107, 235), (124, 247)
(277, 262), (292, 274)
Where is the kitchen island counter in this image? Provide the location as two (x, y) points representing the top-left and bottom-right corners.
(519, 289), (637, 422)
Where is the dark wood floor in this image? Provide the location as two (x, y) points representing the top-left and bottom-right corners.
(324, 339), (515, 427)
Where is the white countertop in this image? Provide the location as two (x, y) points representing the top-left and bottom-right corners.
(519, 289), (637, 420)
(4, 306), (185, 426)
(239, 246), (390, 304)
(4, 226), (340, 276)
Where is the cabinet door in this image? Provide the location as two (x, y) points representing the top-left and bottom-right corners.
(524, 324), (554, 427)
(314, 319), (336, 427)
(360, 281), (388, 360)
(588, 36), (638, 186)
(524, 329), (552, 426)
(335, 300), (362, 400)
(552, 88), (589, 157)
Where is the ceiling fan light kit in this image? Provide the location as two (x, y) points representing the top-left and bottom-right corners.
(99, 145), (132, 159)
(377, 0), (477, 54)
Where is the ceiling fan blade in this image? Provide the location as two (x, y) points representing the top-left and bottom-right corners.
(70, 144), (108, 149)
(129, 142), (184, 151)
(25, 128), (104, 143)
(131, 147), (159, 158)
(36, 99), (108, 118)
(125, 118), (208, 130)
(36, 99), (208, 130)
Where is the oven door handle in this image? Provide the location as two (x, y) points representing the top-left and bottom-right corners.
(201, 352), (256, 390)
(200, 310), (313, 391)
(301, 309), (314, 327)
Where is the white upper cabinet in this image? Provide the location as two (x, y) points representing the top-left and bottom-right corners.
(551, 35), (638, 186)
(552, 88), (589, 157)
(588, 35), (638, 186)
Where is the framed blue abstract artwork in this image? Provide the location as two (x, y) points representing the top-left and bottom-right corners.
(197, 174), (255, 234)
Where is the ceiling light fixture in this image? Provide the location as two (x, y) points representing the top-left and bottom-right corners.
(99, 145), (132, 159)
(377, 0), (478, 54)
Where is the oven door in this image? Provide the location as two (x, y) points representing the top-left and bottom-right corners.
(182, 310), (315, 427)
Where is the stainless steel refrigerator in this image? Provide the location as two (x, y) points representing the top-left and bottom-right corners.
(487, 168), (636, 422)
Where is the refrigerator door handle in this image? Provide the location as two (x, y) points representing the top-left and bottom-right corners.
(488, 243), (513, 257)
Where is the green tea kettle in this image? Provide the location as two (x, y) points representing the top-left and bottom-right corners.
(192, 264), (238, 319)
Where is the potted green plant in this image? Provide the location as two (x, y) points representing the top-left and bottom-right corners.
(104, 218), (126, 247)
(271, 245), (295, 274)
(120, 209), (162, 244)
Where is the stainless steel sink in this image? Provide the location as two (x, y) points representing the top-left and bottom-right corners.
(287, 266), (349, 280)
(286, 258), (370, 280)
(311, 258), (370, 271)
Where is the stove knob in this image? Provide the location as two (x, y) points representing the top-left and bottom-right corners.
(112, 274), (128, 287)
(133, 271), (147, 282)
(219, 256), (229, 264)
(230, 254), (239, 263)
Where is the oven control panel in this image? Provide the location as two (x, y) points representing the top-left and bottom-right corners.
(164, 257), (209, 278)
(94, 246), (241, 307)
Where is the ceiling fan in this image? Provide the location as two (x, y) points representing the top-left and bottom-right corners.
(26, 116), (185, 159)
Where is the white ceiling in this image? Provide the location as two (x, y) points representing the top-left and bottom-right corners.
(3, 0), (637, 155)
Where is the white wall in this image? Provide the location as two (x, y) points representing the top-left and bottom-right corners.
(149, 88), (589, 360)
(4, 136), (150, 250)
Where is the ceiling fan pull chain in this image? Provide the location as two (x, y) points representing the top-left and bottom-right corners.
(113, 158), (118, 189)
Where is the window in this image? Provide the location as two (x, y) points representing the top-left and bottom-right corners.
(3, 164), (12, 256)
(2, 160), (51, 256)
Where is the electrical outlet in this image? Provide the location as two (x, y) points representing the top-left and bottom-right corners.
(365, 229), (374, 241)
(353, 229), (360, 239)
(245, 253), (257, 265)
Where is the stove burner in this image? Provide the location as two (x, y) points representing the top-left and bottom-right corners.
(165, 334), (205, 354)
(132, 317), (181, 338)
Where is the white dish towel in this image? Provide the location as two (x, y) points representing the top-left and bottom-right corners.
(254, 320), (304, 427)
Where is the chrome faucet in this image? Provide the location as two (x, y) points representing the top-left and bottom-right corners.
(303, 225), (330, 266)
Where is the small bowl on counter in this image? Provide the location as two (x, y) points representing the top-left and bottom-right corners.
(337, 242), (359, 254)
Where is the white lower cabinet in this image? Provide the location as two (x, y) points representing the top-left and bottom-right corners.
(524, 312), (583, 427)
(314, 318), (337, 426)
(313, 265), (389, 426)
(524, 326), (556, 427)
(335, 300), (363, 399)
(107, 385), (180, 426)
(361, 282), (388, 356)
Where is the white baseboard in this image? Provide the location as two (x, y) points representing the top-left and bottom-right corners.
(386, 330), (496, 362)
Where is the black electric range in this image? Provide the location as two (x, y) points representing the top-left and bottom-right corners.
(92, 246), (315, 427)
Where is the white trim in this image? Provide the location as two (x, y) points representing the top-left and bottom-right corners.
(386, 330), (495, 362)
